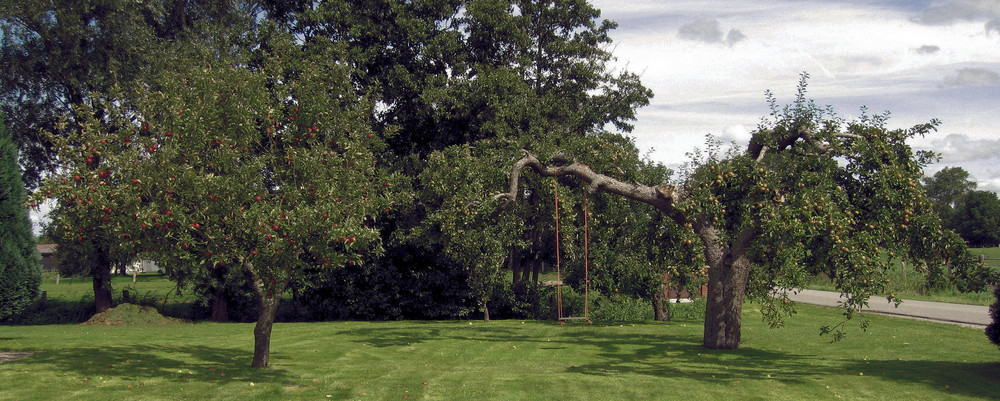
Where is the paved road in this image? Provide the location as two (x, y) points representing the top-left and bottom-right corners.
(787, 289), (992, 328)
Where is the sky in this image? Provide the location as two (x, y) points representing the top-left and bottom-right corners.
(27, 0), (1000, 234)
(588, 0), (1000, 192)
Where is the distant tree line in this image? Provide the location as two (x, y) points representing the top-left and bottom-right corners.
(923, 166), (1000, 248)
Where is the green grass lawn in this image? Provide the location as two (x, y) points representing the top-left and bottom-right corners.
(39, 273), (192, 303)
(2, 303), (998, 400)
(974, 247), (1000, 267)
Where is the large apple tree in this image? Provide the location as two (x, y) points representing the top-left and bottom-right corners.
(496, 77), (964, 348)
(32, 32), (405, 367)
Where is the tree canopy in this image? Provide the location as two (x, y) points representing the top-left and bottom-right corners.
(496, 76), (962, 348)
(952, 190), (1000, 248)
(16, 1), (974, 358)
(0, 0), (253, 189)
(923, 166), (976, 225)
(922, 167), (1000, 248)
(31, 25), (405, 367)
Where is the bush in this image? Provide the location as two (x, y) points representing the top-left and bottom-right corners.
(670, 298), (707, 321)
(485, 280), (554, 320)
(950, 252), (998, 293)
(591, 294), (652, 322)
(985, 286), (1000, 348)
(292, 243), (476, 321)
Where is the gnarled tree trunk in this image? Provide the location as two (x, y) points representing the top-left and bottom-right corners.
(702, 254), (751, 349)
(698, 223), (754, 349)
(496, 152), (756, 349)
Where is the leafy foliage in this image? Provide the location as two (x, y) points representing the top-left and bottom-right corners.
(0, 0), (252, 189)
(0, 114), (42, 321)
(493, 75), (963, 348)
(923, 166), (977, 224)
(952, 190), (1000, 248)
(987, 285), (1000, 348)
(30, 28), (406, 366)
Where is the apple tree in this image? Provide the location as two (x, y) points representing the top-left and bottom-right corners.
(496, 77), (961, 348)
(32, 32), (406, 367)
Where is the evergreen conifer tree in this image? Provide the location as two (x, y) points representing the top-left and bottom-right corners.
(0, 114), (42, 321)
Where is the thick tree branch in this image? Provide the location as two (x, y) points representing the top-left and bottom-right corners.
(495, 152), (688, 225)
(748, 126), (865, 161)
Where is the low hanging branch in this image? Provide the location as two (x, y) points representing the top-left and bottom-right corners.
(493, 152), (688, 224)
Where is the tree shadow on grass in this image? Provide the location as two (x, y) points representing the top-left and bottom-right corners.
(335, 321), (1000, 397)
(552, 330), (825, 385)
(338, 322), (820, 383)
(7, 344), (290, 384)
(839, 359), (1000, 399)
(333, 321), (524, 348)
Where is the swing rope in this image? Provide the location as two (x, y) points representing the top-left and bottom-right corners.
(554, 170), (563, 320)
(583, 192), (590, 320)
(553, 171), (591, 323)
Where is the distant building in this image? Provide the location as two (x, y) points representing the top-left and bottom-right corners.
(128, 259), (160, 274)
(36, 243), (58, 272)
(34, 243), (161, 274)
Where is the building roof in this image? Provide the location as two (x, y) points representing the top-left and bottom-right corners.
(36, 243), (57, 255)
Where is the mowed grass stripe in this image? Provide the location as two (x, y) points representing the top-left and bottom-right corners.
(2, 303), (999, 400)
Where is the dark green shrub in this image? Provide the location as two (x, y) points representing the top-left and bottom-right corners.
(950, 252), (998, 293)
(985, 285), (1000, 348)
(292, 243), (475, 321)
(591, 294), (653, 322)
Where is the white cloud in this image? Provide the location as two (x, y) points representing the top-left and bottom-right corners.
(29, 199), (54, 236)
(915, 44), (941, 54)
(717, 124), (752, 145)
(677, 19), (746, 47)
(916, 0), (1000, 25)
(942, 67), (1000, 86)
(725, 29), (747, 47)
(923, 134), (1000, 163)
(590, 0), (1000, 194)
(988, 18), (1000, 34)
(678, 19), (725, 43)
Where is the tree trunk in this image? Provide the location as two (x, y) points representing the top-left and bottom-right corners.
(483, 303), (491, 322)
(210, 286), (228, 322)
(92, 260), (113, 313)
(509, 250), (522, 284)
(522, 258), (538, 283)
(652, 288), (670, 321)
(702, 248), (751, 349)
(251, 293), (280, 368)
(531, 261), (541, 287)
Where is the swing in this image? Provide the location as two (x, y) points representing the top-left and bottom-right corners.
(553, 172), (591, 324)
